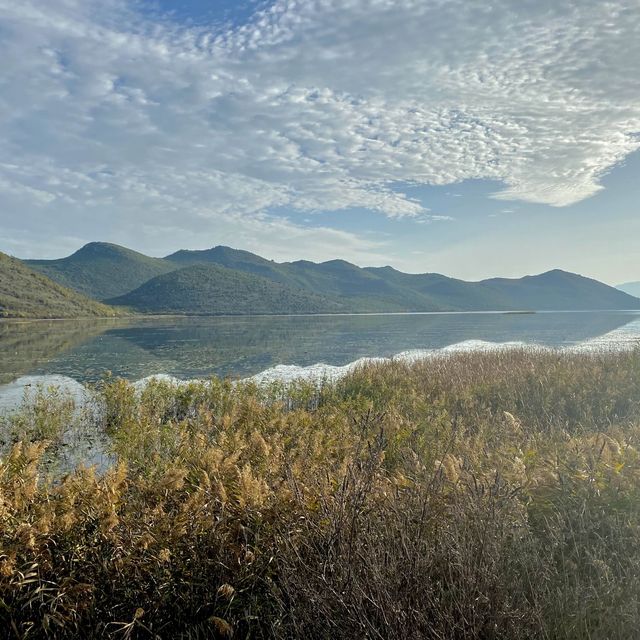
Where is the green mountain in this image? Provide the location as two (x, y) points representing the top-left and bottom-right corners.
(364, 266), (509, 310)
(107, 264), (344, 315)
(162, 246), (640, 313)
(480, 270), (640, 311)
(168, 249), (449, 311)
(0, 252), (118, 319)
(27, 242), (175, 300)
(166, 246), (292, 285)
(618, 282), (640, 298)
(19, 242), (640, 315)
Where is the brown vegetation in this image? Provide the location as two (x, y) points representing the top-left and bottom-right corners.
(1, 349), (640, 638)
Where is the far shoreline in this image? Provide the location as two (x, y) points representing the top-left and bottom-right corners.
(4, 308), (640, 323)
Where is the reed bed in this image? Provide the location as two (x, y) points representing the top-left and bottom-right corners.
(1, 348), (640, 639)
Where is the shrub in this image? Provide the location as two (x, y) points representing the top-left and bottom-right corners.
(1, 348), (640, 638)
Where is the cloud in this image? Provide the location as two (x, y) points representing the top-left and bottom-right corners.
(0, 0), (639, 258)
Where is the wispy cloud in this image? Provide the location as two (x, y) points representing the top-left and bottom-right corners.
(0, 0), (639, 258)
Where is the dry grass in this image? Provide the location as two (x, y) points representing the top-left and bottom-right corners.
(1, 348), (640, 638)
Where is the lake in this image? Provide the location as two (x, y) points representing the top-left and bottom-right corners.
(1, 310), (640, 411)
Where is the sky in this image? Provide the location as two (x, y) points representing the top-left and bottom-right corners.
(0, 0), (639, 284)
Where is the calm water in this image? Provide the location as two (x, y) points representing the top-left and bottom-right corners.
(1, 311), (640, 410)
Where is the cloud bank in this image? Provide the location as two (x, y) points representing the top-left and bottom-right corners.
(0, 0), (639, 258)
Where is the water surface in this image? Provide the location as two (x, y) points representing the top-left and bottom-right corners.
(1, 311), (639, 410)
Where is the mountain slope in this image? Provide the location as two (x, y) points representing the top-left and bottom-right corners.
(365, 266), (510, 311)
(618, 282), (640, 298)
(0, 252), (117, 318)
(27, 242), (176, 300)
(163, 246), (640, 312)
(480, 270), (640, 311)
(166, 246), (293, 285)
(166, 248), (443, 311)
(107, 264), (345, 315)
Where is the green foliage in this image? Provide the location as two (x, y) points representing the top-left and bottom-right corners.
(107, 264), (344, 315)
(26, 242), (176, 301)
(2, 349), (640, 637)
(164, 245), (640, 312)
(7, 384), (75, 444)
(0, 252), (119, 319)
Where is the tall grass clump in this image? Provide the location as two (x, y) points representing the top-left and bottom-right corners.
(1, 348), (640, 638)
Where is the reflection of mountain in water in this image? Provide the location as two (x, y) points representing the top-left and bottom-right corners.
(2, 311), (637, 385)
(0, 319), (130, 385)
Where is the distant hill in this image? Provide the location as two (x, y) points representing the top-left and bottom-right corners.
(166, 246), (293, 285)
(162, 245), (640, 313)
(0, 251), (117, 319)
(480, 270), (640, 311)
(364, 266), (509, 310)
(27, 242), (175, 300)
(618, 282), (640, 298)
(166, 249), (457, 311)
(19, 242), (640, 315)
(167, 247), (435, 311)
(107, 264), (344, 315)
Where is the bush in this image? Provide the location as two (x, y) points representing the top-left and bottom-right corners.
(1, 348), (640, 638)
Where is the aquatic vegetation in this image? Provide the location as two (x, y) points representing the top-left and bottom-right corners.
(1, 348), (640, 638)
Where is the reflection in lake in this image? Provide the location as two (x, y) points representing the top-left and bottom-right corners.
(0, 319), (121, 385)
(1, 311), (639, 389)
(2, 310), (639, 471)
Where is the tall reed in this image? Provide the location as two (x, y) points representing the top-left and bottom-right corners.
(1, 348), (640, 638)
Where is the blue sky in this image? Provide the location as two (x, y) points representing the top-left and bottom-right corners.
(0, 0), (639, 284)
(144, 1), (267, 26)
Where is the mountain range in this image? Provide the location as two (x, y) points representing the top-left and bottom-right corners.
(618, 282), (640, 298)
(0, 241), (635, 317)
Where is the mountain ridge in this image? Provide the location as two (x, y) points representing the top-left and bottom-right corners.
(20, 242), (640, 315)
(27, 242), (176, 300)
(618, 281), (640, 298)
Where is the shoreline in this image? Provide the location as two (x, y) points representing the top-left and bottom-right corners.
(3, 308), (640, 323)
(3, 337), (640, 413)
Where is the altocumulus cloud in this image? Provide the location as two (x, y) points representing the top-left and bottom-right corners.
(0, 0), (639, 258)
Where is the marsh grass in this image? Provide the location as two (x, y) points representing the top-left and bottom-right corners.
(1, 348), (640, 638)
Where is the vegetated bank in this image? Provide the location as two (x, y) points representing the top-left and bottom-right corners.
(2, 348), (640, 638)
(0, 252), (120, 319)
